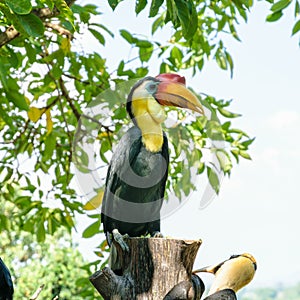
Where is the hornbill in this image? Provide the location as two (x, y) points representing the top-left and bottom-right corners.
(101, 73), (204, 249)
(193, 253), (257, 299)
(0, 258), (14, 300)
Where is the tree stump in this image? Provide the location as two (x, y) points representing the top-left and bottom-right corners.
(90, 237), (204, 300)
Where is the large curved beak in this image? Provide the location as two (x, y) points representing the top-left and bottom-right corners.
(192, 260), (226, 274)
(155, 81), (204, 115)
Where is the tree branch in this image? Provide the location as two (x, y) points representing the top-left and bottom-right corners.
(58, 77), (81, 121)
(0, 26), (20, 48)
(45, 22), (73, 39)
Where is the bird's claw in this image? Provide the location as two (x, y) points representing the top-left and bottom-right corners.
(112, 229), (130, 252)
(152, 231), (163, 238)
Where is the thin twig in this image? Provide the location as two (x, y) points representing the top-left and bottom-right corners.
(62, 73), (107, 89)
(29, 284), (45, 300)
(45, 22), (73, 39)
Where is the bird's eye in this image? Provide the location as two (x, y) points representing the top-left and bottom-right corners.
(146, 82), (158, 94)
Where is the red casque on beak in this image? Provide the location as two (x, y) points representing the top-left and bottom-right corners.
(155, 73), (186, 85)
(154, 73), (204, 115)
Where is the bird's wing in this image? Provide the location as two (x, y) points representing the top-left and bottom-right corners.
(101, 126), (169, 235)
(101, 127), (140, 226)
(0, 258), (14, 300)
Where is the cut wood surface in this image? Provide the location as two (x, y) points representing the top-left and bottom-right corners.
(90, 237), (205, 300)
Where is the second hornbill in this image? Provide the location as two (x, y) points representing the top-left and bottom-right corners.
(101, 73), (204, 249)
(193, 253), (257, 299)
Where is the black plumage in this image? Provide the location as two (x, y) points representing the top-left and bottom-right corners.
(101, 126), (169, 244)
(0, 258), (14, 300)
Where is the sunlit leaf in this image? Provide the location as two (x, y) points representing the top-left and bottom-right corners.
(271, 0), (291, 12)
(83, 190), (104, 210)
(82, 220), (101, 238)
(61, 37), (71, 54)
(45, 109), (53, 134)
(218, 108), (241, 118)
(28, 106), (44, 122)
(295, 0), (300, 16)
(55, 0), (75, 28)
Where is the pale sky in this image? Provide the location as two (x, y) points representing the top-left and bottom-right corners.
(74, 0), (300, 290)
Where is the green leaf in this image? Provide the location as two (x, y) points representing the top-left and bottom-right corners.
(152, 13), (165, 34)
(139, 45), (154, 62)
(136, 39), (152, 47)
(292, 19), (300, 35)
(89, 28), (105, 45)
(7, 90), (29, 111)
(206, 120), (224, 141)
(6, 46), (19, 68)
(241, 138), (255, 148)
(170, 46), (183, 65)
(117, 60), (125, 75)
(55, 0), (75, 28)
(44, 0), (55, 10)
(74, 146), (89, 169)
(90, 23), (114, 37)
(37, 221), (46, 242)
(108, 0), (124, 10)
(17, 13), (45, 37)
(82, 220), (100, 238)
(51, 64), (63, 79)
(239, 150), (252, 160)
(100, 139), (111, 164)
(136, 0), (148, 14)
(271, 0), (291, 12)
(225, 51), (234, 78)
(218, 16), (227, 31)
(24, 42), (36, 64)
(175, 0), (198, 39)
(216, 51), (227, 70)
(43, 133), (56, 161)
(216, 150), (232, 174)
(218, 108), (241, 118)
(149, 0), (164, 17)
(266, 11), (283, 22)
(5, 0), (32, 15)
(120, 29), (135, 44)
(207, 167), (220, 194)
(295, 0), (300, 16)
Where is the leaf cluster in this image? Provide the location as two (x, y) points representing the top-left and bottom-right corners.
(266, 0), (300, 39)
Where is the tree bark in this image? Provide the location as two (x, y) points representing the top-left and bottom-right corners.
(90, 237), (205, 300)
